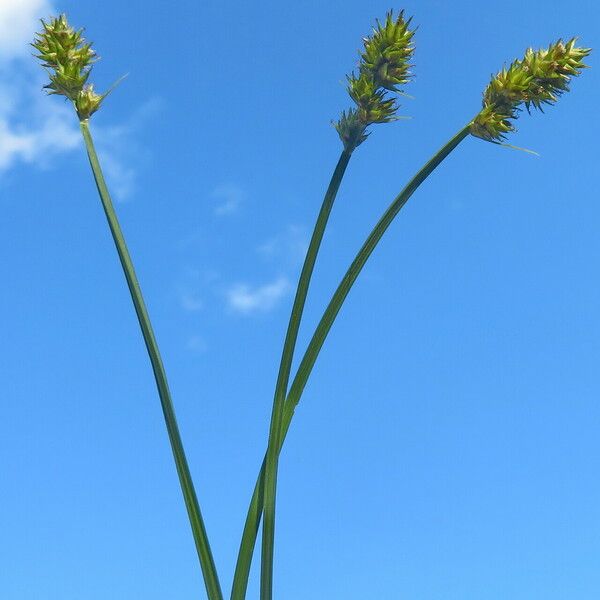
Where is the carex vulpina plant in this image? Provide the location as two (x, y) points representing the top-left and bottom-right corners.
(256, 10), (416, 600)
(33, 14), (224, 600)
(253, 34), (590, 600)
(279, 37), (591, 484)
(33, 9), (591, 600)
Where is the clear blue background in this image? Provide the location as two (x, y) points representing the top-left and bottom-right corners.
(1, 0), (599, 598)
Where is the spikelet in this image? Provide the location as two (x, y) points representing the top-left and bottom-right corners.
(33, 14), (118, 120)
(334, 10), (416, 151)
(471, 39), (591, 142)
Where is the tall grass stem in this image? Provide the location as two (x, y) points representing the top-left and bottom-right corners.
(285, 124), (471, 412)
(79, 121), (223, 600)
(260, 149), (352, 600)
(234, 123), (471, 599)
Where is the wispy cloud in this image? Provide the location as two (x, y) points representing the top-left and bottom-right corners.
(258, 225), (309, 265)
(175, 266), (218, 313)
(0, 1), (157, 201)
(226, 277), (290, 315)
(179, 291), (204, 312)
(187, 334), (208, 353)
(0, 99), (80, 170)
(0, 0), (51, 60)
(212, 183), (245, 216)
(0, 0), (81, 171)
(91, 98), (162, 201)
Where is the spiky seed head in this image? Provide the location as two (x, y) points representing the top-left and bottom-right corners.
(37, 16), (95, 68)
(469, 104), (515, 141)
(334, 108), (370, 151)
(33, 15), (96, 97)
(33, 14), (115, 121)
(333, 10), (416, 152)
(471, 38), (591, 142)
(347, 72), (399, 125)
(360, 10), (415, 92)
(75, 84), (104, 120)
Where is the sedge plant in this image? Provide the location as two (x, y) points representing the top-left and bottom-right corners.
(33, 10), (590, 600)
(257, 12), (416, 600)
(238, 27), (591, 600)
(33, 15), (223, 600)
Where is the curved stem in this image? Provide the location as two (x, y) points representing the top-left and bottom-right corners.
(79, 121), (223, 600)
(260, 150), (353, 600)
(285, 124), (471, 413)
(233, 123), (471, 599)
(230, 150), (352, 600)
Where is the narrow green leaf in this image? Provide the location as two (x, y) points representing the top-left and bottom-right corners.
(232, 124), (471, 599)
(259, 149), (352, 600)
(79, 121), (223, 600)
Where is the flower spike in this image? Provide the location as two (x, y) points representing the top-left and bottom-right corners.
(334, 10), (416, 152)
(360, 10), (415, 92)
(471, 38), (591, 142)
(33, 14), (119, 120)
(334, 108), (370, 150)
(347, 72), (399, 125)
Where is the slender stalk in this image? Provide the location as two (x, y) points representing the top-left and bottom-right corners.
(231, 456), (265, 600)
(79, 121), (223, 600)
(232, 123), (471, 599)
(259, 149), (353, 600)
(285, 124), (471, 412)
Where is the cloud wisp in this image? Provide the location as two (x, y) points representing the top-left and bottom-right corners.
(187, 334), (208, 353)
(0, 0), (82, 171)
(226, 277), (291, 315)
(179, 182), (307, 318)
(212, 183), (245, 216)
(257, 224), (309, 266)
(0, 0), (51, 60)
(0, 1), (157, 201)
(180, 291), (204, 312)
(175, 223), (307, 317)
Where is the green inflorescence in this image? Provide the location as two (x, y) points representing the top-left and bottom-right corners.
(335, 10), (416, 151)
(33, 14), (108, 120)
(471, 39), (591, 142)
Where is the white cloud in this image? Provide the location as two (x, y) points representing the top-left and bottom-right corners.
(212, 183), (245, 216)
(0, 0), (81, 171)
(180, 291), (204, 312)
(0, 0), (52, 60)
(258, 225), (309, 265)
(227, 277), (291, 314)
(97, 149), (136, 200)
(0, 3), (156, 202)
(0, 100), (80, 170)
(175, 266), (214, 313)
(187, 335), (208, 353)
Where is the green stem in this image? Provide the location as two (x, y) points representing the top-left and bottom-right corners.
(285, 124), (471, 414)
(231, 457), (265, 600)
(79, 121), (223, 600)
(226, 150), (351, 600)
(232, 123), (471, 599)
(260, 149), (352, 600)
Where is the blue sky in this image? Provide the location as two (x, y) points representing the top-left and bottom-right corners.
(1, 0), (599, 598)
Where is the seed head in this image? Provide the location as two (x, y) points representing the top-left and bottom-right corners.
(334, 108), (370, 150)
(347, 72), (399, 125)
(334, 10), (416, 152)
(75, 84), (104, 120)
(360, 10), (415, 92)
(33, 14), (116, 121)
(471, 39), (591, 142)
